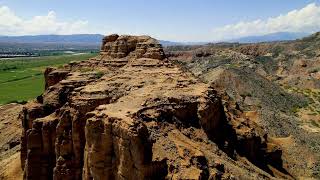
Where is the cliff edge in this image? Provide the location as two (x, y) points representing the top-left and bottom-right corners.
(20, 35), (290, 180)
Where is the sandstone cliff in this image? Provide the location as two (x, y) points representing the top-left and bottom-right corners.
(20, 35), (290, 180)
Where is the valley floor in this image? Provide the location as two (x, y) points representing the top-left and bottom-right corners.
(0, 53), (97, 105)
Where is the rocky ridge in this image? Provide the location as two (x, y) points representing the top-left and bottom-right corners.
(20, 35), (290, 179)
(166, 35), (320, 179)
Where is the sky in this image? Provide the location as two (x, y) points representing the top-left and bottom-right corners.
(0, 0), (319, 42)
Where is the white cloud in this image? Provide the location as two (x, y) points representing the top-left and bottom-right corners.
(211, 3), (320, 41)
(0, 6), (90, 35)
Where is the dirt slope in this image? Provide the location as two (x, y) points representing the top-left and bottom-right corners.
(0, 103), (23, 180)
(167, 32), (320, 179)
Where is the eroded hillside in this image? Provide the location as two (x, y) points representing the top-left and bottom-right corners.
(0, 33), (318, 180)
(0, 103), (23, 179)
(166, 33), (320, 179)
(11, 34), (300, 180)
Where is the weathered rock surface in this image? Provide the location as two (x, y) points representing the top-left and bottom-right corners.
(20, 35), (291, 180)
(166, 35), (320, 179)
(100, 34), (165, 60)
(0, 103), (23, 179)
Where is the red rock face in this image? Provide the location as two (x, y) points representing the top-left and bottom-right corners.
(20, 35), (289, 180)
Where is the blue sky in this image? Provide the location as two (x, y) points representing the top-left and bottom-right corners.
(0, 0), (319, 41)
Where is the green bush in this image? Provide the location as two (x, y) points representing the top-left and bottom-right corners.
(95, 71), (104, 79)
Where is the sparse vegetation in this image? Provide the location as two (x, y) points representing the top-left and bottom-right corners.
(80, 67), (94, 73)
(240, 92), (252, 97)
(311, 120), (320, 128)
(291, 106), (300, 114)
(95, 71), (105, 79)
(308, 67), (320, 73)
(270, 45), (284, 57)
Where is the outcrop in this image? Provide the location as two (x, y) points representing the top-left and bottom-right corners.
(166, 37), (320, 179)
(20, 35), (291, 180)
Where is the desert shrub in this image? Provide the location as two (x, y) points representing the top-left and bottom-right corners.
(311, 120), (320, 128)
(308, 68), (320, 73)
(80, 67), (93, 73)
(271, 46), (284, 57)
(95, 71), (104, 79)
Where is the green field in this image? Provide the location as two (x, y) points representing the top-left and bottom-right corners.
(0, 53), (97, 105)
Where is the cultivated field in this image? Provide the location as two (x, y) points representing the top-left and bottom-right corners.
(0, 53), (97, 104)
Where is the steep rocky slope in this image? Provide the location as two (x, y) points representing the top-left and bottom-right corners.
(166, 33), (320, 179)
(0, 103), (23, 179)
(17, 35), (294, 180)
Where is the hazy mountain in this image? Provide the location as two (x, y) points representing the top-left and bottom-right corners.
(229, 32), (310, 43)
(0, 34), (206, 47)
(159, 40), (183, 46)
(0, 34), (104, 44)
(0, 32), (310, 47)
(161, 32), (312, 46)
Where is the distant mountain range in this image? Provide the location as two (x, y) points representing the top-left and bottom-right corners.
(0, 34), (104, 44)
(160, 32), (312, 45)
(158, 40), (182, 46)
(228, 32), (310, 43)
(0, 34), (180, 46)
(0, 32), (312, 46)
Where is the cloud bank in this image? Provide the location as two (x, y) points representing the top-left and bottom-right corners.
(211, 3), (320, 41)
(0, 3), (319, 41)
(0, 6), (90, 35)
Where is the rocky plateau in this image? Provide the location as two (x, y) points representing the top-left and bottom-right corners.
(0, 33), (319, 180)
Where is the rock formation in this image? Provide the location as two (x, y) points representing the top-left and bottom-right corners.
(20, 35), (291, 180)
(166, 38), (320, 179)
(100, 34), (165, 60)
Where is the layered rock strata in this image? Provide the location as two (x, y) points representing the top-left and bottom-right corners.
(20, 35), (289, 180)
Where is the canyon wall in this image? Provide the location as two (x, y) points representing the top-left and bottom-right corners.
(20, 35), (289, 180)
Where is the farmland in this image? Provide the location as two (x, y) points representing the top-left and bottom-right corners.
(0, 53), (97, 104)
